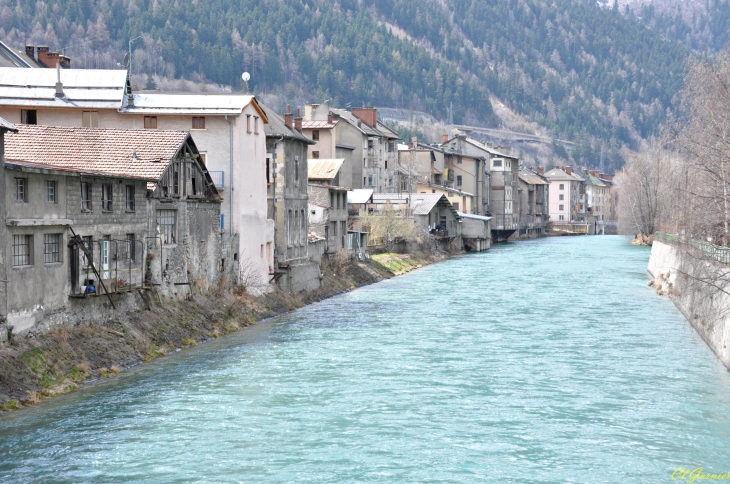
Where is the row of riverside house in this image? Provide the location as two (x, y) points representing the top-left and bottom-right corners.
(0, 58), (618, 341)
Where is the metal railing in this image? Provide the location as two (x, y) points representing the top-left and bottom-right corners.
(209, 171), (224, 188)
(656, 231), (730, 266)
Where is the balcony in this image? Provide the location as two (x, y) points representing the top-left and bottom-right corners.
(209, 171), (225, 188)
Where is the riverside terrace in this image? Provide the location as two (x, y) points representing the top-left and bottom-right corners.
(0, 121), (224, 341)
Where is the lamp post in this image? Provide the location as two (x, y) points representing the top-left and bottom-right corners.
(128, 35), (143, 78)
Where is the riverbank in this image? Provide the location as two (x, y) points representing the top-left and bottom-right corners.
(0, 251), (450, 413)
(648, 240), (730, 370)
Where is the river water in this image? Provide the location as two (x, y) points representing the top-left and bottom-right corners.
(1, 236), (730, 482)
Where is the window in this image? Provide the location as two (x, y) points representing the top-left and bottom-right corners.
(192, 116), (206, 129)
(220, 214), (225, 231)
(559, 183), (565, 190)
(246, 114), (251, 133)
(125, 185), (135, 211)
(300, 210), (305, 245)
(336, 193), (341, 210)
(15, 178), (27, 202)
(157, 209), (177, 244)
(144, 116), (157, 129)
(331, 221), (337, 237)
(199, 153), (207, 165)
(457, 175), (463, 187)
(46, 181), (56, 203)
(340, 221), (346, 248)
(102, 184), (113, 211)
(295, 156), (299, 182)
(492, 159), (502, 168)
(454, 202), (460, 211)
(81, 182), (92, 210)
(312, 151), (320, 159)
(559, 215), (565, 221)
(559, 204), (564, 211)
(287, 209), (293, 245)
(173, 166), (180, 195)
(12, 235), (31, 266)
(457, 156), (463, 164)
(312, 130), (320, 140)
(82, 111), (99, 128)
(254, 116), (259, 134)
(44, 234), (61, 263)
(21, 109), (37, 125)
(559, 194), (564, 201)
(126, 233), (136, 260)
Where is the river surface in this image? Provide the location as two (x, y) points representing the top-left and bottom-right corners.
(1, 236), (730, 482)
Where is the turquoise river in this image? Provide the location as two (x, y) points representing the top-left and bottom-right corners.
(1, 236), (730, 482)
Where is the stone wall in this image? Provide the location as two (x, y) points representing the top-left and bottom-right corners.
(648, 241), (730, 370)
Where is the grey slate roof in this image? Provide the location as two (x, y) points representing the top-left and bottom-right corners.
(259, 102), (314, 144)
(0, 116), (18, 132)
(0, 42), (42, 68)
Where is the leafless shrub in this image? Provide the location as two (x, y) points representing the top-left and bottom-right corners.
(328, 249), (351, 275)
(238, 255), (264, 292)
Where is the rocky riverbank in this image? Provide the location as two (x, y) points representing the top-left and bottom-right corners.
(0, 251), (448, 414)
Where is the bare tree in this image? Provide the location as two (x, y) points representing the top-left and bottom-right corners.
(617, 141), (678, 240)
(360, 205), (416, 252)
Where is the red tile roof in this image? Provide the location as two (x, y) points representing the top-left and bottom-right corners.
(4, 124), (189, 180)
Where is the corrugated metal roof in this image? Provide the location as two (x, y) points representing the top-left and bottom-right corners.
(4, 124), (188, 181)
(518, 169), (549, 185)
(0, 68), (128, 108)
(302, 120), (337, 129)
(308, 159), (344, 180)
(121, 92), (257, 115)
(457, 212), (492, 221)
(348, 189), (374, 204)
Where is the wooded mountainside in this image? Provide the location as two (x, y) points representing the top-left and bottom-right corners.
(0, 0), (702, 168)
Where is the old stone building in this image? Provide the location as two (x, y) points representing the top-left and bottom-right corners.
(0, 123), (222, 341)
(260, 103), (321, 293)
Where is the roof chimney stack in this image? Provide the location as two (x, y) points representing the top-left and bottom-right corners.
(327, 114), (333, 124)
(54, 63), (63, 98)
(352, 107), (377, 128)
(294, 107), (302, 131)
(442, 134), (448, 144)
(537, 167), (544, 175)
(565, 166), (572, 175)
(284, 104), (293, 129)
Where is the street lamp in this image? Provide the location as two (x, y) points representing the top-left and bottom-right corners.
(128, 35), (143, 78)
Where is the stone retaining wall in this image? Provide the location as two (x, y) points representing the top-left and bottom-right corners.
(648, 241), (730, 370)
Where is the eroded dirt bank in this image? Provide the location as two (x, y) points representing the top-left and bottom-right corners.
(0, 252), (448, 413)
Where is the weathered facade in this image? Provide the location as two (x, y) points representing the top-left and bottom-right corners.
(0, 123), (222, 340)
(0, 68), (274, 289)
(544, 167), (585, 223)
(261, 103), (321, 293)
(517, 168), (550, 237)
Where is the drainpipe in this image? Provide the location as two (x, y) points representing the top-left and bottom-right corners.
(225, 115), (233, 238)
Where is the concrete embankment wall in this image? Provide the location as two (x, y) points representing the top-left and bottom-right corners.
(648, 241), (730, 370)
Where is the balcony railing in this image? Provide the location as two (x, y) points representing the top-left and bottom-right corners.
(209, 171), (225, 188)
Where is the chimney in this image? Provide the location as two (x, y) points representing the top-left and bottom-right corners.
(54, 64), (63, 98)
(327, 114), (333, 124)
(25, 45), (35, 59)
(407, 142), (413, 149)
(294, 107), (302, 131)
(565, 166), (572, 175)
(127, 93), (135, 106)
(352, 107), (377, 127)
(284, 104), (293, 129)
(37, 46), (60, 68)
(537, 167), (544, 175)
(458, 134), (467, 140)
(442, 134), (448, 144)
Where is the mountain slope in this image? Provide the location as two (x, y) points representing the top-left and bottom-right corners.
(0, 0), (691, 169)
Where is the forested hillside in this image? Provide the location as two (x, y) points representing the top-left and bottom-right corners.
(0, 0), (693, 168)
